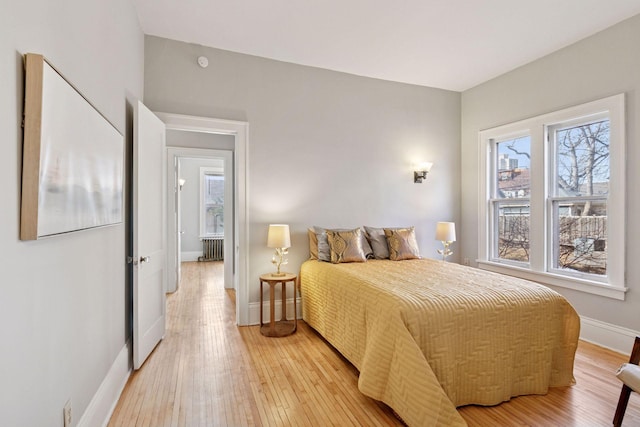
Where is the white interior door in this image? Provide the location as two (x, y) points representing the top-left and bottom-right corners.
(133, 100), (166, 370)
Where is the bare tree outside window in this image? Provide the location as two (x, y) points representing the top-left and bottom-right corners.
(497, 205), (530, 262)
(553, 120), (609, 275)
(204, 174), (224, 235)
(494, 136), (531, 263)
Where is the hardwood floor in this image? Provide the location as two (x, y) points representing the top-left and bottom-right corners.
(109, 261), (639, 426)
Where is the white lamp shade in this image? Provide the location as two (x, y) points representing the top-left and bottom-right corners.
(267, 224), (291, 248)
(435, 222), (456, 242)
(419, 161), (433, 172)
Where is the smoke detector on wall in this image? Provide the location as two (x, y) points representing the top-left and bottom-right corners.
(197, 56), (209, 68)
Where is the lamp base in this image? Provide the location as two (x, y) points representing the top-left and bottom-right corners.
(437, 241), (453, 261)
(271, 272), (286, 277)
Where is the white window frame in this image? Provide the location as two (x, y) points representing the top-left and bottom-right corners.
(489, 132), (532, 269)
(478, 94), (627, 300)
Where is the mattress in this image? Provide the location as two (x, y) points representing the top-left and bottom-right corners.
(300, 258), (580, 426)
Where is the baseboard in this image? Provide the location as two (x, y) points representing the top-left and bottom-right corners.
(579, 316), (639, 355)
(181, 251), (202, 262)
(77, 340), (132, 427)
(248, 297), (302, 326)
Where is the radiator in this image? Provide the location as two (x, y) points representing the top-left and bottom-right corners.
(199, 236), (224, 261)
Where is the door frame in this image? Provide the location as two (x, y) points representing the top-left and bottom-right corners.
(166, 148), (233, 292)
(155, 112), (249, 326)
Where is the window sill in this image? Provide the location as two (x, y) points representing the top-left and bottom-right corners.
(476, 260), (628, 300)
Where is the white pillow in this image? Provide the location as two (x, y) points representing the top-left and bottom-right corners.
(616, 363), (640, 393)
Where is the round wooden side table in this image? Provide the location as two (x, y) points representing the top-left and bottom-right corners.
(259, 272), (298, 337)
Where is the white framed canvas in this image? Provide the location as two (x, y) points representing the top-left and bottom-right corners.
(20, 53), (124, 240)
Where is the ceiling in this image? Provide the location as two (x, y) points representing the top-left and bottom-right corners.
(133, 0), (640, 92)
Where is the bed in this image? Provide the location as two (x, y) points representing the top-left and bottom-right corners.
(300, 257), (580, 426)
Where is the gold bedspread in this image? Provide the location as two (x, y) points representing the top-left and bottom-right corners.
(300, 259), (580, 427)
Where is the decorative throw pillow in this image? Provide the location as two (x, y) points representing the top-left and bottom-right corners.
(314, 226), (373, 261)
(326, 228), (367, 263)
(384, 227), (421, 261)
(364, 226), (390, 259)
(313, 226), (332, 262)
(308, 227), (318, 260)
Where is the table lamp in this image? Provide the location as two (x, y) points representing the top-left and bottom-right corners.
(435, 222), (456, 261)
(267, 224), (291, 276)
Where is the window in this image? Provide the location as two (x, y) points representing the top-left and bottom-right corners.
(492, 135), (531, 264)
(548, 118), (609, 276)
(200, 168), (224, 237)
(478, 94), (626, 299)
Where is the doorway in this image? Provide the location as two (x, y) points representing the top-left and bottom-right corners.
(155, 113), (249, 326)
(166, 148), (233, 292)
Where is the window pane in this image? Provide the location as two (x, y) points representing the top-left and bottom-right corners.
(495, 203), (530, 263)
(554, 120), (609, 197)
(553, 201), (607, 275)
(496, 136), (530, 199)
(205, 174), (224, 204)
(204, 174), (224, 235)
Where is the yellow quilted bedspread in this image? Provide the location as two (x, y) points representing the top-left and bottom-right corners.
(300, 259), (580, 427)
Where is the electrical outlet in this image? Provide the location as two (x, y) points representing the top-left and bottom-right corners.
(63, 400), (72, 427)
(463, 258), (470, 266)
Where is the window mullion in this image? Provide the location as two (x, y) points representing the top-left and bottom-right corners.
(528, 128), (545, 273)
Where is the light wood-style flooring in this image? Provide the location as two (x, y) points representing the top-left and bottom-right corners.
(109, 261), (639, 426)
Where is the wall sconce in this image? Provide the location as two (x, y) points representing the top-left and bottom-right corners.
(435, 221), (456, 261)
(178, 178), (186, 190)
(267, 224), (291, 276)
(414, 162), (433, 183)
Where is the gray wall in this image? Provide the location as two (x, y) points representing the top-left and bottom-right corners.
(144, 36), (461, 306)
(461, 14), (640, 331)
(0, 0), (143, 426)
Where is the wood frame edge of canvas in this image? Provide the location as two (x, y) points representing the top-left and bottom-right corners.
(20, 53), (44, 241)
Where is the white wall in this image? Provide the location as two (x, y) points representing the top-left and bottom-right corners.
(167, 128), (235, 151)
(144, 36), (462, 308)
(0, 1), (143, 426)
(461, 14), (640, 333)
